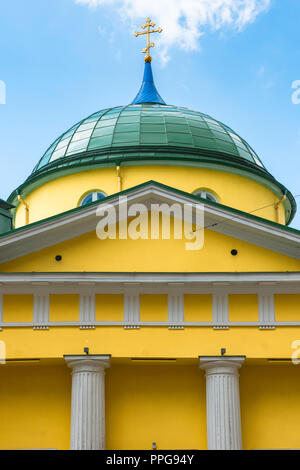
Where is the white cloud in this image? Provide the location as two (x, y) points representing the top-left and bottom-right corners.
(75, 0), (271, 64)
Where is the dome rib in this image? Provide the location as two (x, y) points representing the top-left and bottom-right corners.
(111, 104), (133, 148)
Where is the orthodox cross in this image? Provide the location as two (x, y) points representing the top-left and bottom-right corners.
(134, 18), (163, 63)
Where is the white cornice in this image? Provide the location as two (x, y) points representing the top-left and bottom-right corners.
(0, 273), (299, 296)
(0, 271), (300, 284)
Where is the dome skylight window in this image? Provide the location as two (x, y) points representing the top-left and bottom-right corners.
(193, 190), (219, 203)
(79, 191), (107, 207)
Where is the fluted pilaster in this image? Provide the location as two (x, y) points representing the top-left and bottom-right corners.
(199, 356), (244, 450)
(65, 355), (110, 450)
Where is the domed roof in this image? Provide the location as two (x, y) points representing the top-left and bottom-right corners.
(31, 61), (267, 177)
(32, 103), (265, 175)
(9, 61), (296, 225)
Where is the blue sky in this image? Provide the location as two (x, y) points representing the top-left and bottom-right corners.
(1, 0), (300, 227)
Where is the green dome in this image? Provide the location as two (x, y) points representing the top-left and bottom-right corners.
(32, 104), (266, 175)
(8, 61), (296, 225)
(10, 100), (295, 225)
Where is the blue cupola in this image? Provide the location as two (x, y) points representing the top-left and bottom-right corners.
(131, 62), (166, 105)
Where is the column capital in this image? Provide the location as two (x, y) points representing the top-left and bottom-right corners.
(65, 355), (111, 374)
(199, 356), (245, 376)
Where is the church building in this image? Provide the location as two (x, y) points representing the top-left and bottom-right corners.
(0, 19), (300, 450)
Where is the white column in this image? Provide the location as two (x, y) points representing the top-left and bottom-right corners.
(199, 356), (244, 450)
(65, 355), (110, 450)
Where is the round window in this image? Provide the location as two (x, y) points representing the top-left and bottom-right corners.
(79, 191), (107, 207)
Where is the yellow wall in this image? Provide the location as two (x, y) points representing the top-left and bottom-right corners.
(1, 325), (300, 360)
(229, 295), (258, 322)
(184, 295), (212, 322)
(241, 363), (300, 450)
(96, 294), (123, 322)
(14, 165), (286, 227)
(49, 295), (79, 322)
(1, 361), (300, 450)
(0, 363), (71, 450)
(140, 295), (168, 322)
(106, 363), (207, 450)
(0, 361), (206, 450)
(1, 224), (299, 273)
(3, 291), (300, 360)
(3, 295), (33, 323)
(275, 294), (300, 321)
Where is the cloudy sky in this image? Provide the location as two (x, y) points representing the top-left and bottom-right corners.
(1, 0), (300, 227)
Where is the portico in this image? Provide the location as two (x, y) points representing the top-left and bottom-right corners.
(63, 354), (245, 451)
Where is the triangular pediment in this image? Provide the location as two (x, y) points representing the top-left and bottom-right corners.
(0, 181), (300, 266)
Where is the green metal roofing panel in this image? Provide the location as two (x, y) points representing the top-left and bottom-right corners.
(32, 104), (266, 174)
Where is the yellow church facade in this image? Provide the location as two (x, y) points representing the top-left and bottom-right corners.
(1, 22), (300, 451)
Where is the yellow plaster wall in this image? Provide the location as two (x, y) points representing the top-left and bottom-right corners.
(184, 295), (212, 322)
(49, 295), (79, 322)
(1, 225), (299, 273)
(2, 326), (300, 360)
(123, 166), (283, 223)
(106, 363), (207, 450)
(1, 362), (300, 450)
(140, 295), (168, 322)
(274, 294), (300, 322)
(3, 295), (33, 323)
(15, 167), (117, 227)
(0, 363), (71, 450)
(14, 165), (286, 227)
(95, 294), (123, 322)
(229, 295), (258, 322)
(241, 364), (300, 450)
(0, 361), (206, 451)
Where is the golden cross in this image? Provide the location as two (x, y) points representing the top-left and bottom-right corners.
(134, 18), (163, 63)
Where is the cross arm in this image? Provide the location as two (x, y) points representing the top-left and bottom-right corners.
(134, 31), (148, 37)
